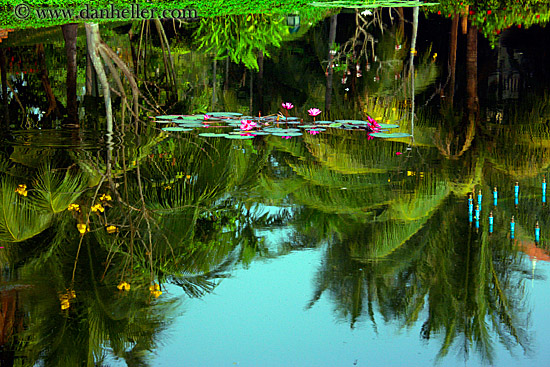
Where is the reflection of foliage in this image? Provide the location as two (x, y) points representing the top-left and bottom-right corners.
(195, 15), (288, 70)
(425, 0), (550, 46)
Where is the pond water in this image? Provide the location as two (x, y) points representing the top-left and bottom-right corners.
(1, 3), (550, 367)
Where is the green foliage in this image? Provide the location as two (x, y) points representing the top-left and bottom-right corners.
(194, 15), (288, 71)
(33, 165), (87, 214)
(425, 0), (550, 46)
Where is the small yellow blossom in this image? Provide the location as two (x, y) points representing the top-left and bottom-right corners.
(149, 283), (162, 298)
(77, 223), (88, 235)
(106, 225), (118, 234)
(91, 203), (105, 213)
(432, 53), (438, 62)
(164, 185), (172, 190)
(59, 289), (76, 310)
(186, 175), (191, 180)
(68, 203), (80, 212)
(152, 290), (162, 298)
(15, 184), (27, 196)
(99, 194), (112, 202)
(117, 281), (131, 291)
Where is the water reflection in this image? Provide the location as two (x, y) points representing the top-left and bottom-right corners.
(0, 5), (550, 366)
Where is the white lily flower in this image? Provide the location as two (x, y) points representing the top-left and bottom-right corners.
(361, 9), (372, 16)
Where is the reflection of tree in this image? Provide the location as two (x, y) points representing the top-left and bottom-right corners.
(195, 15), (288, 71)
(252, 126), (534, 363)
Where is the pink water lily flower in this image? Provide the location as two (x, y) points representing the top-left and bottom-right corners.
(308, 130), (320, 135)
(367, 116), (381, 128)
(282, 102), (294, 110)
(240, 120), (257, 131)
(308, 108), (322, 117)
(395, 152), (403, 155)
(203, 114), (211, 120)
(282, 136), (292, 139)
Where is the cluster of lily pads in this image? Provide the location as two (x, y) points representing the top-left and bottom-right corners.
(153, 110), (411, 140)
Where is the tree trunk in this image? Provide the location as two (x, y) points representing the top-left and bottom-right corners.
(85, 23), (113, 132)
(466, 22), (479, 117)
(62, 23), (79, 124)
(36, 43), (61, 119)
(86, 51), (98, 97)
(325, 14), (338, 118)
(448, 14), (459, 105)
(211, 57), (217, 110)
(224, 57), (229, 91)
(461, 6), (469, 34)
(0, 48), (9, 127)
(397, 7), (405, 35)
(257, 50), (264, 115)
(409, 7), (419, 136)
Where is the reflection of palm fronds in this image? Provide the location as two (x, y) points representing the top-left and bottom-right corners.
(0, 180), (52, 242)
(33, 165), (86, 214)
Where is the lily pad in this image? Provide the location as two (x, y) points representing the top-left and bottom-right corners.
(199, 133), (229, 137)
(162, 127), (193, 132)
(377, 123), (400, 129)
(271, 132), (303, 137)
(177, 115), (205, 120)
(178, 123), (206, 128)
(329, 122), (343, 127)
(156, 115), (183, 120)
(207, 112), (243, 117)
(334, 120), (369, 124)
(369, 132), (412, 138)
(225, 134), (256, 139)
(306, 128), (326, 132)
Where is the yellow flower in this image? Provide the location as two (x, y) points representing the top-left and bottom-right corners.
(77, 223), (88, 235)
(432, 52), (438, 61)
(99, 194), (112, 202)
(164, 185), (172, 190)
(106, 225), (118, 234)
(91, 203), (104, 213)
(117, 281), (131, 291)
(59, 289), (76, 310)
(15, 184), (27, 196)
(152, 290), (162, 298)
(149, 283), (161, 298)
(68, 203), (80, 212)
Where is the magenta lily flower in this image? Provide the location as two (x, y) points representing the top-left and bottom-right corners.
(308, 108), (322, 117)
(203, 114), (211, 120)
(239, 120), (257, 131)
(282, 102), (294, 110)
(308, 130), (320, 135)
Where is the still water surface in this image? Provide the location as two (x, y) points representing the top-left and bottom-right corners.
(1, 5), (550, 367)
